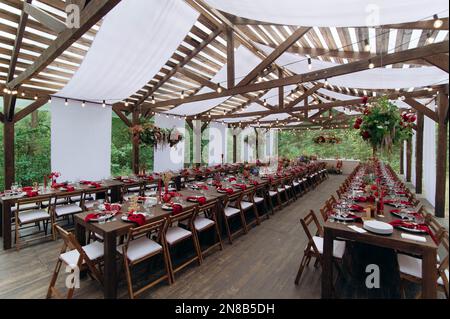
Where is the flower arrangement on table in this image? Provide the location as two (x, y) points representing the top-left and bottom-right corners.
(353, 97), (414, 154)
(130, 121), (183, 149)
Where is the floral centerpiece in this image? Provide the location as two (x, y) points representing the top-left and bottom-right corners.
(131, 121), (183, 149)
(354, 97), (414, 154)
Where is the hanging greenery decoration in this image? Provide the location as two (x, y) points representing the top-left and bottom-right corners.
(353, 96), (414, 154)
(130, 121), (183, 149)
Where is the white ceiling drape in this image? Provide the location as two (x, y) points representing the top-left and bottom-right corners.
(257, 44), (449, 90)
(206, 0), (449, 27)
(57, 0), (198, 102)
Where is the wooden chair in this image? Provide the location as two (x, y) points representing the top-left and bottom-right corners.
(397, 231), (449, 299)
(295, 210), (346, 285)
(81, 189), (109, 210)
(268, 179), (282, 211)
(116, 218), (171, 299)
(253, 183), (272, 219)
(52, 191), (84, 230)
(165, 207), (202, 282)
(47, 225), (103, 299)
(222, 191), (247, 244)
(191, 200), (223, 259)
(14, 196), (54, 250)
(238, 187), (261, 229)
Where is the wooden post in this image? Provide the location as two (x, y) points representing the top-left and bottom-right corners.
(232, 134), (237, 163)
(3, 120), (15, 189)
(278, 68), (284, 108)
(254, 127), (259, 160)
(399, 141), (404, 175)
(415, 112), (424, 194)
(435, 91), (449, 217)
(406, 137), (412, 182)
(226, 26), (235, 89)
(131, 109), (139, 174)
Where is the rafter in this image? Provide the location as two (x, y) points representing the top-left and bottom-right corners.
(112, 105), (132, 127)
(404, 97), (439, 122)
(423, 53), (449, 73)
(144, 41), (448, 111)
(6, 0), (121, 90)
(13, 97), (49, 123)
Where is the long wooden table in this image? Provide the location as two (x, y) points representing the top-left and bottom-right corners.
(321, 203), (438, 299)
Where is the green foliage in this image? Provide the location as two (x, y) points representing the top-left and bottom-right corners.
(278, 128), (401, 172)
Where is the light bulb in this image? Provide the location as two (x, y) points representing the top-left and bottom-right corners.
(82, 101), (86, 108)
(151, 96), (155, 104)
(65, 99), (68, 106)
(364, 39), (370, 52)
(307, 58), (312, 70)
(433, 14), (443, 28)
(368, 60), (375, 69)
(102, 100), (106, 108)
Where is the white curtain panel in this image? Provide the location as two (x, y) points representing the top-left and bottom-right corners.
(206, 0), (448, 27)
(193, 120), (202, 164)
(208, 122), (227, 165)
(58, 0), (198, 101)
(256, 44), (449, 90)
(423, 112), (437, 206)
(51, 97), (112, 181)
(411, 130), (416, 187)
(153, 115), (186, 172)
(169, 46), (262, 115)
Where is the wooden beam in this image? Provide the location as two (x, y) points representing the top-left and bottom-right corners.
(226, 26), (235, 89)
(435, 90), (449, 217)
(13, 97), (48, 123)
(146, 41), (448, 110)
(67, 0), (87, 9)
(278, 68), (284, 108)
(23, 2), (66, 33)
(415, 112), (424, 194)
(406, 137), (412, 182)
(6, 0), (121, 89)
(3, 120), (15, 189)
(204, 89), (435, 120)
(232, 134), (237, 163)
(237, 27), (310, 86)
(0, 111), (4, 123)
(423, 53), (449, 73)
(131, 109), (139, 174)
(399, 141), (404, 175)
(286, 83), (324, 108)
(403, 97), (439, 122)
(382, 17), (449, 31)
(112, 105), (132, 127)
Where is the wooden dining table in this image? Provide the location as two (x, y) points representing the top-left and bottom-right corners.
(321, 201), (438, 299)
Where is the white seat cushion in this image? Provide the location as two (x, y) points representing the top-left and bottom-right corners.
(253, 196), (264, 203)
(277, 187), (286, 192)
(55, 204), (83, 217)
(127, 186), (140, 192)
(240, 201), (254, 210)
(12, 203), (39, 212)
(311, 236), (346, 259)
(398, 253), (447, 285)
(194, 216), (215, 231)
(71, 196), (82, 202)
(269, 191), (278, 196)
(60, 241), (104, 266)
(166, 226), (192, 245)
(438, 269), (449, 286)
(224, 207), (240, 217)
(18, 210), (50, 224)
(293, 182), (300, 187)
(84, 199), (104, 209)
(116, 236), (162, 262)
(285, 185), (292, 189)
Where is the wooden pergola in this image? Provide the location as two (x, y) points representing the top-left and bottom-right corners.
(0, 0), (448, 216)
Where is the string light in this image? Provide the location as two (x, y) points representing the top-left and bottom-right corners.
(364, 39), (370, 52)
(151, 95), (155, 104)
(82, 100), (86, 108)
(263, 99), (267, 107)
(65, 98), (68, 106)
(307, 58), (312, 70)
(48, 97), (51, 103)
(324, 78), (329, 86)
(34, 95), (38, 100)
(368, 59), (375, 69)
(124, 101), (129, 107)
(180, 90), (185, 99)
(425, 31), (434, 44)
(102, 100), (106, 108)
(21, 92), (25, 97)
(216, 84), (222, 93)
(433, 14), (443, 28)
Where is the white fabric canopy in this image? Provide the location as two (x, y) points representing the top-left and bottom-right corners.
(58, 0), (198, 101)
(257, 44), (449, 90)
(153, 115), (186, 172)
(51, 97), (112, 181)
(169, 46), (262, 115)
(206, 0), (448, 27)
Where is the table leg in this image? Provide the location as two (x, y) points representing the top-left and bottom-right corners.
(103, 232), (118, 299)
(2, 202), (12, 249)
(75, 221), (86, 246)
(421, 248), (437, 299)
(110, 185), (122, 203)
(321, 228), (334, 299)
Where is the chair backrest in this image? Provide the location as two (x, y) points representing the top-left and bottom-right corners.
(125, 218), (168, 250)
(242, 187), (256, 203)
(300, 210), (323, 255)
(15, 196), (44, 213)
(224, 191), (243, 209)
(425, 213), (446, 244)
(167, 206), (198, 227)
(437, 232), (449, 298)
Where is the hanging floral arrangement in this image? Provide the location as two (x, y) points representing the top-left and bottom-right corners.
(313, 135), (342, 144)
(130, 122), (183, 149)
(353, 96), (414, 154)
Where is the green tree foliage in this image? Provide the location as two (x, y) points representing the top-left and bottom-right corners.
(278, 128), (401, 172)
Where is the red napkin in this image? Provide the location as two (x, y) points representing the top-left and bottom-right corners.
(65, 186), (75, 192)
(198, 185), (208, 190)
(22, 186), (33, 191)
(187, 196), (206, 205)
(233, 184), (247, 190)
(228, 177), (237, 182)
(218, 187), (234, 195)
(80, 180), (92, 185)
(127, 213), (146, 226)
(354, 196), (368, 202)
(52, 183), (67, 189)
(26, 190), (39, 197)
(389, 209), (422, 218)
(384, 200), (411, 206)
(349, 204), (365, 212)
(84, 213), (101, 222)
(171, 203), (183, 215)
(249, 180), (259, 186)
(389, 219), (436, 243)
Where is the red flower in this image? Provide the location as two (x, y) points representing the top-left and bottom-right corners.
(407, 114), (416, 122)
(371, 185), (378, 191)
(361, 96), (368, 105)
(361, 131), (370, 140)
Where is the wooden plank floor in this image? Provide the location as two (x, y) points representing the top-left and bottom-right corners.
(0, 175), (446, 299)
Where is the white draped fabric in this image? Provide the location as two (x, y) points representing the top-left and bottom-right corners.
(411, 130), (417, 187)
(423, 112), (437, 206)
(153, 115), (186, 172)
(51, 97), (111, 181)
(208, 122), (227, 165)
(206, 0), (449, 27)
(257, 44), (449, 90)
(169, 46), (262, 115)
(58, 0), (198, 101)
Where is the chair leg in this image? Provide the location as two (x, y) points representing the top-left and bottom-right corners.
(192, 232), (203, 265)
(214, 222), (224, 251)
(162, 249), (173, 285)
(123, 258), (135, 299)
(223, 215), (233, 244)
(295, 253), (309, 285)
(46, 259), (63, 299)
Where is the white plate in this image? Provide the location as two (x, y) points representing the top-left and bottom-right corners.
(363, 220), (393, 235)
(398, 225), (428, 234)
(89, 213), (115, 222)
